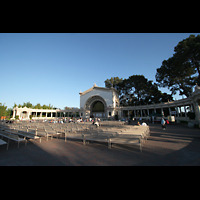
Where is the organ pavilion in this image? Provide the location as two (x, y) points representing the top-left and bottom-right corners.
(12, 83), (200, 126)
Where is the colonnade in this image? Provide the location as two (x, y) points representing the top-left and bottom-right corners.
(12, 85), (200, 124)
(120, 84), (200, 124)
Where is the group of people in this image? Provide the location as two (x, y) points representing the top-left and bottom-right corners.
(137, 121), (148, 126)
(137, 118), (169, 130)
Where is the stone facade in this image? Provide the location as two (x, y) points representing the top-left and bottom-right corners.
(79, 83), (120, 118)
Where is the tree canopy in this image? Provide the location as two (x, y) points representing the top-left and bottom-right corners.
(156, 34), (200, 97)
(105, 75), (173, 106)
(13, 102), (56, 109)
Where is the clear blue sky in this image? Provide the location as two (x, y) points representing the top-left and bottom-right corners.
(1, 33), (199, 109)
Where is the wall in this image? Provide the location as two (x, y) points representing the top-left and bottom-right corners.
(80, 89), (113, 109)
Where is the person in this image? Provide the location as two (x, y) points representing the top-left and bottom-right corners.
(141, 122), (147, 126)
(137, 121), (141, 126)
(94, 121), (99, 128)
(152, 116), (154, 124)
(161, 118), (166, 130)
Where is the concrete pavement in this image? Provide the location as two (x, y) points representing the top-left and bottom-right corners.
(0, 123), (200, 166)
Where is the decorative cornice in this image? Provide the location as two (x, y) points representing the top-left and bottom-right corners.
(80, 85), (118, 96)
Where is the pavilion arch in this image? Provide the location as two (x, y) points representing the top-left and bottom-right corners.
(84, 95), (107, 118)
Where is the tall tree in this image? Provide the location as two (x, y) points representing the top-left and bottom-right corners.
(0, 103), (7, 117)
(156, 34), (200, 97)
(104, 75), (173, 106)
(104, 77), (123, 90)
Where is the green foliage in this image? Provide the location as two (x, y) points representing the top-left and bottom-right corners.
(105, 75), (173, 107)
(0, 103), (7, 117)
(156, 34), (200, 97)
(13, 102), (55, 110)
(104, 77), (123, 90)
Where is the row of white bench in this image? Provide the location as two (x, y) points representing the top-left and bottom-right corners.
(64, 126), (150, 152)
(0, 125), (61, 150)
(0, 123), (150, 152)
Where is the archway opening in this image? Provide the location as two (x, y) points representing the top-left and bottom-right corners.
(92, 101), (104, 112)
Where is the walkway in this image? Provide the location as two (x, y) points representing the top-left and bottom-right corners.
(0, 124), (200, 166)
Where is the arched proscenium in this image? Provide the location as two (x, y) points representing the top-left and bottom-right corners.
(85, 95), (107, 113)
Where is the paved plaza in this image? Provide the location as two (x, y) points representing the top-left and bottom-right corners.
(0, 123), (200, 166)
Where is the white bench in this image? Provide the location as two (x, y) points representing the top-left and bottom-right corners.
(0, 139), (7, 150)
(17, 130), (42, 143)
(0, 130), (27, 150)
(45, 128), (62, 141)
(109, 134), (143, 152)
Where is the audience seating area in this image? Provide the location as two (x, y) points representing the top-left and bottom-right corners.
(0, 121), (150, 152)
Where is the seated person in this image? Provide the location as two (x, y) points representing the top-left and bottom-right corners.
(141, 122), (147, 126)
(137, 121), (141, 126)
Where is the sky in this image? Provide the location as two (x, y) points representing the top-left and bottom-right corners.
(1, 33), (199, 109)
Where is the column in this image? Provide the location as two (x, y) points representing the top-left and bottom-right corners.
(46, 112), (47, 117)
(196, 101), (200, 119)
(176, 106), (179, 117)
(140, 110), (143, 117)
(161, 108), (164, 116)
(154, 108), (156, 113)
(180, 107), (182, 117)
(147, 109), (149, 116)
(13, 109), (15, 118)
(51, 112), (52, 118)
(190, 104), (194, 112)
(169, 107), (171, 116)
(184, 106), (187, 117)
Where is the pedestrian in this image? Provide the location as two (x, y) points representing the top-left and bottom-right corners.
(161, 118), (166, 130)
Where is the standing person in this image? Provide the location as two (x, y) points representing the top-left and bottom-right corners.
(161, 118), (166, 130)
(152, 116), (154, 124)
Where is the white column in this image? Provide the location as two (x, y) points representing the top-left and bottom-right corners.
(197, 102), (200, 118)
(176, 106), (179, 117)
(190, 104), (194, 112)
(161, 108), (164, 116)
(184, 106), (187, 117)
(51, 112), (52, 118)
(13, 109), (15, 118)
(46, 112), (47, 117)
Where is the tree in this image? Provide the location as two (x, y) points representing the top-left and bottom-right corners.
(0, 103), (7, 117)
(104, 77), (123, 90)
(104, 75), (173, 107)
(156, 34), (200, 97)
(34, 103), (42, 109)
(22, 101), (33, 108)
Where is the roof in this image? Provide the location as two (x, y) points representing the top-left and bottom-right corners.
(79, 84), (119, 96)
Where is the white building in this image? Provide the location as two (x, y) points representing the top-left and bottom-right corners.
(12, 83), (200, 125)
(79, 83), (120, 118)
